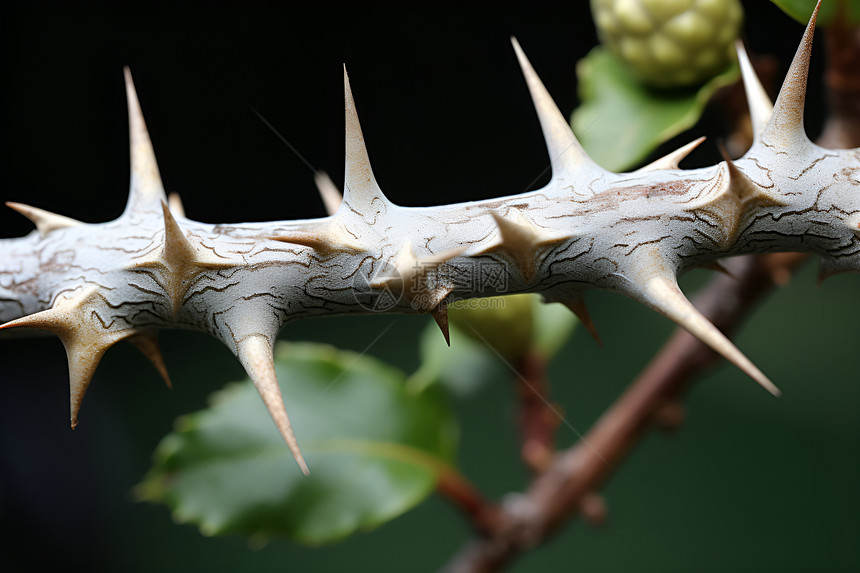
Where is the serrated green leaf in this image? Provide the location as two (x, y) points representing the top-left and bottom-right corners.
(137, 341), (458, 545)
(571, 47), (739, 172)
(770, 0), (860, 26)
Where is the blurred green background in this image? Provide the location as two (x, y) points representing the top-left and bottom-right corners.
(1, 1), (857, 571)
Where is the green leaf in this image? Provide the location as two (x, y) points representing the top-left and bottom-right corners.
(571, 47), (739, 172)
(137, 341), (458, 545)
(770, 0), (860, 26)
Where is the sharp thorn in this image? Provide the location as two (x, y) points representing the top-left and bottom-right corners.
(635, 137), (706, 173)
(510, 37), (603, 175)
(123, 67), (167, 214)
(6, 202), (81, 235)
(430, 304), (451, 346)
(638, 274), (781, 396)
(759, 2), (819, 149)
(560, 292), (602, 347)
(237, 335), (310, 475)
(128, 332), (172, 389)
(735, 42), (773, 141)
(342, 67), (389, 214)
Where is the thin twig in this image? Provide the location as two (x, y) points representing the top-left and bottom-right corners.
(513, 351), (558, 473)
(442, 252), (809, 573)
(436, 465), (504, 537)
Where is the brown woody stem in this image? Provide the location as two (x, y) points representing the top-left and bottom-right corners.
(436, 465), (504, 537)
(442, 252), (808, 573)
(514, 351), (558, 473)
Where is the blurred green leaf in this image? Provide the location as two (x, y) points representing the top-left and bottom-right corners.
(770, 0), (860, 26)
(571, 47), (739, 172)
(137, 341), (457, 545)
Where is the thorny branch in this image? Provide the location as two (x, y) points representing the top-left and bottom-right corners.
(443, 16), (860, 572)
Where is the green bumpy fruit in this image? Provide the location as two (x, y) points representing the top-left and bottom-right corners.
(590, 0), (743, 88)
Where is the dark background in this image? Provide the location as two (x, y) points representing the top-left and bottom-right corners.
(1, 1), (858, 572)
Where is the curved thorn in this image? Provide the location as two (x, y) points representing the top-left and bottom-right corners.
(635, 137), (706, 173)
(314, 171), (343, 216)
(123, 67), (166, 215)
(759, 2), (819, 149)
(735, 42), (773, 141)
(431, 304), (451, 346)
(638, 275), (781, 396)
(128, 332), (172, 389)
(558, 292), (602, 347)
(6, 202), (81, 235)
(237, 335), (309, 475)
(510, 38), (602, 175)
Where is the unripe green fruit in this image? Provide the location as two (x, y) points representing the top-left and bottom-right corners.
(590, 0), (743, 88)
(449, 294), (535, 363)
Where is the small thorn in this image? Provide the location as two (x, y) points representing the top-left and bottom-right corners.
(159, 200), (196, 265)
(128, 332), (172, 389)
(167, 192), (186, 218)
(510, 38), (603, 175)
(129, 201), (235, 313)
(653, 400), (686, 431)
(431, 304), (451, 346)
(558, 292), (602, 347)
(314, 171), (343, 216)
(371, 241), (462, 309)
(270, 227), (363, 256)
(6, 202), (81, 235)
(480, 210), (567, 283)
(718, 142), (787, 208)
(237, 335), (309, 475)
(580, 492), (608, 527)
(635, 137), (706, 173)
(817, 256), (840, 285)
